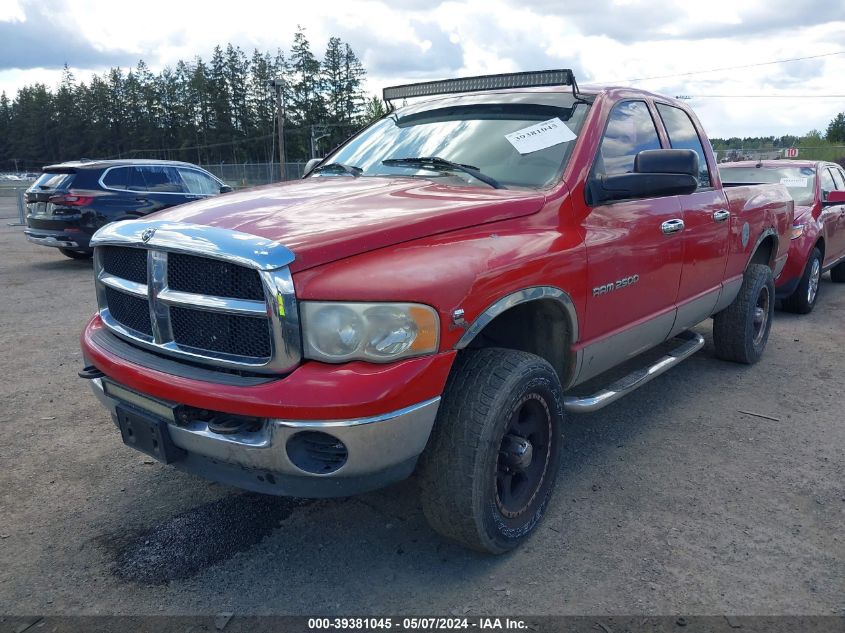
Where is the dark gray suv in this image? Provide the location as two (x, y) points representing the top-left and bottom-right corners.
(24, 159), (231, 259)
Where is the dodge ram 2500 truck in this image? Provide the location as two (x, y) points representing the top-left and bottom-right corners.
(79, 70), (793, 553)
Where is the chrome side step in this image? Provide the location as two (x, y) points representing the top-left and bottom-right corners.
(563, 330), (705, 414)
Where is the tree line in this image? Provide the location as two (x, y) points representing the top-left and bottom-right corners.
(0, 28), (388, 170)
(709, 120), (845, 166)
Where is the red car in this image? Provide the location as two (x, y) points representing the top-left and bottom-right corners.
(720, 160), (845, 313)
(79, 71), (793, 553)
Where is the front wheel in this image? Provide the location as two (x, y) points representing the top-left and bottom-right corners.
(713, 264), (775, 364)
(831, 260), (845, 283)
(782, 247), (822, 314)
(58, 248), (93, 260)
(417, 348), (564, 554)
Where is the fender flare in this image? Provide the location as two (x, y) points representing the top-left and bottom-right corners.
(745, 227), (778, 270)
(454, 286), (579, 349)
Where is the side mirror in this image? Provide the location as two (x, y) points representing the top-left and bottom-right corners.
(588, 149), (699, 205)
(219, 185), (234, 194)
(823, 190), (845, 205)
(303, 158), (323, 178)
(634, 149), (699, 176)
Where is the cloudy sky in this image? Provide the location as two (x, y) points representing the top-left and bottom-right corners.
(1, 0), (844, 139)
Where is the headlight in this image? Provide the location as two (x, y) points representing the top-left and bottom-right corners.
(301, 302), (440, 363)
(790, 224), (805, 240)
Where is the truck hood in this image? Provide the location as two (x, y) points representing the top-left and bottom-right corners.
(154, 177), (546, 271)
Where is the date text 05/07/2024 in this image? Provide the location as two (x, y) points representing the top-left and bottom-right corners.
(307, 617), (528, 630)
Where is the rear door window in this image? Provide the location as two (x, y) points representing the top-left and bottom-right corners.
(178, 168), (220, 195)
(656, 104), (711, 187)
(101, 167), (131, 190)
(828, 166), (845, 190)
(820, 168), (836, 199)
(125, 167), (148, 191)
(138, 166), (187, 193)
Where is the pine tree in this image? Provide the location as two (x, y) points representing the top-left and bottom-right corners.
(341, 43), (367, 123)
(322, 37), (345, 124)
(54, 65), (83, 159)
(289, 26), (325, 127)
(826, 113), (845, 143)
(363, 95), (387, 122)
(0, 92), (10, 167)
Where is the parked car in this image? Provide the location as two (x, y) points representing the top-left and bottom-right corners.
(24, 159), (231, 260)
(719, 160), (845, 313)
(79, 70), (793, 553)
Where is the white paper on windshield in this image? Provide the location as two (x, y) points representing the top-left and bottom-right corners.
(780, 177), (808, 188)
(505, 118), (576, 154)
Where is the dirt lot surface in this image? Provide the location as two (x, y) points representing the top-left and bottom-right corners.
(0, 199), (842, 617)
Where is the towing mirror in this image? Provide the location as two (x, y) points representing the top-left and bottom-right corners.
(634, 149), (699, 176)
(823, 189), (845, 206)
(588, 149), (699, 205)
(303, 158), (323, 178)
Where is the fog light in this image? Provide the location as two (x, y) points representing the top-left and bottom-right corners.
(286, 431), (348, 474)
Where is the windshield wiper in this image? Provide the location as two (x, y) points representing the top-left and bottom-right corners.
(381, 156), (506, 189)
(312, 163), (362, 178)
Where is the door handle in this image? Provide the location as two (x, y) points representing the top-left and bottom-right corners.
(713, 209), (731, 223)
(661, 219), (685, 235)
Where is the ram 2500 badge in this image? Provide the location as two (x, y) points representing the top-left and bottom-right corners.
(79, 70), (793, 553)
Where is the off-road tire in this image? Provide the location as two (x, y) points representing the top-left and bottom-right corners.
(417, 348), (564, 554)
(831, 260), (845, 283)
(713, 264), (775, 364)
(58, 248), (93, 260)
(782, 247), (822, 314)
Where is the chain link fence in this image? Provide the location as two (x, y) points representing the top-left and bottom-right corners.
(200, 162), (308, 188)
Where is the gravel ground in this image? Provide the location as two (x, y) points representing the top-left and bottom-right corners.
(0, 199), (842, 616)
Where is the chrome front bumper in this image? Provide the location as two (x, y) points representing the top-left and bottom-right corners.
(90, 378), (440, 497)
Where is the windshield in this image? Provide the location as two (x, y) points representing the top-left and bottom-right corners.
(319, 97), (590, 189)
(719, 165), (816, 206)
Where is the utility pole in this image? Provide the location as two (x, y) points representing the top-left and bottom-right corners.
(310, 125), (330, 159)
(269, 79), (286, 181)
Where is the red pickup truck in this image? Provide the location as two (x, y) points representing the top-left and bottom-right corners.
(719, 160), (845, 313)
(79, 70), (793, 553)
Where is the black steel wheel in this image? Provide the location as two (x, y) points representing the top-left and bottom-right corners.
(418, 348), (564, 553)
(496, 394), (553, 520)
(713, 264), (775, 364)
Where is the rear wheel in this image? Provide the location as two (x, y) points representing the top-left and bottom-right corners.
(713, 264), (775, 364)
(831, 260), (845, 283)
(58, 248), (93, 260)
(782, 247), (822, 314)
(418, 348), (564, 554)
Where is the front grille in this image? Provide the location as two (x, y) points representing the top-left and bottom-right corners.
(168, 253), (264, 300)
(105, 286), (152, 336)
(170, 306), (272, 358)
(102, 246), (147, 284)
(94, 233), (298, 374)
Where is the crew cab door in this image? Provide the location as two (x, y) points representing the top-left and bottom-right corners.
(654, 103), (730, 334)
(579, 100), (685, 383)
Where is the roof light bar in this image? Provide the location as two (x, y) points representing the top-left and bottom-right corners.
(383, 69), (576, 103)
